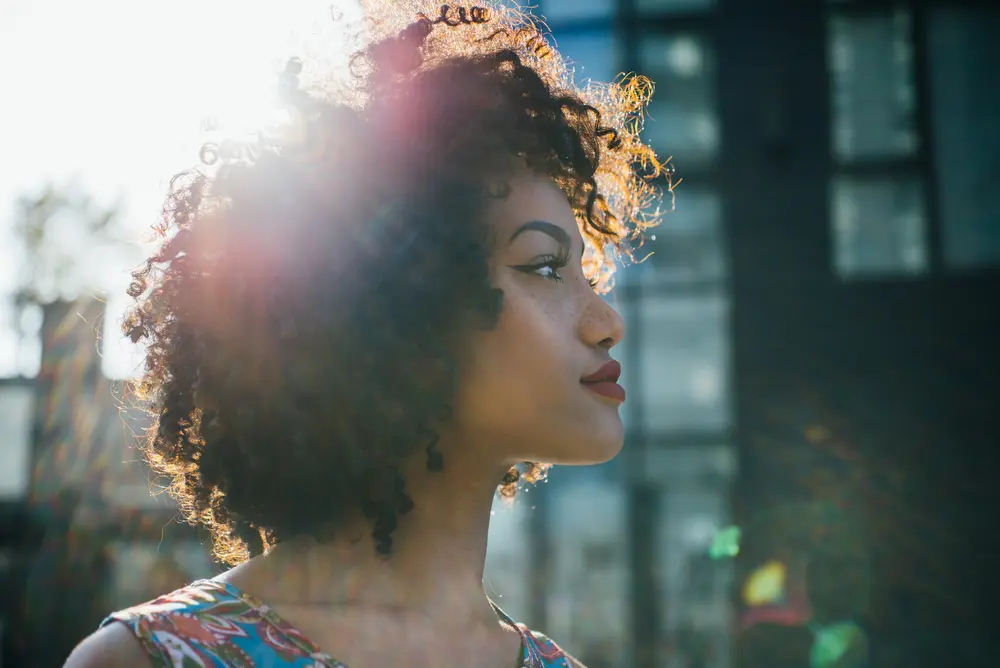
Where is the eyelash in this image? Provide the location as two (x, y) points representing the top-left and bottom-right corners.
(515, 252), (600, 288)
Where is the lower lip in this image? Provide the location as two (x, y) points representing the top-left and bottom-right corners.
(582, 381), (626, 403)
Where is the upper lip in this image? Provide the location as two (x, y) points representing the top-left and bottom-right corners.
(581, 360), (621, 383)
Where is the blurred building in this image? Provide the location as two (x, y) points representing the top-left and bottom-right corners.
(482, 1), (998, 667)
(2, 1), (998, 668)
(0, 300), (218, 667)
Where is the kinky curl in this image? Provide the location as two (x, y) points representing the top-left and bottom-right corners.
(124, 1), (668, 564)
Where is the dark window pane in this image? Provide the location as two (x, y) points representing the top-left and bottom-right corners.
(928, 7), (1000, 270)
(639, 33), (719, 168)
(830, 174), (927, 278)
(827, 10), (918, 161)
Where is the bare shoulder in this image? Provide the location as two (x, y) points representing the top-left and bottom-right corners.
(63, 622), (153, 668)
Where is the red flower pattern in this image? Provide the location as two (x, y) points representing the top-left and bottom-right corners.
(103, 579), (584, 667)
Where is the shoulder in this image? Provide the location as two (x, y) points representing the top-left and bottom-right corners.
(520, 626), (588, 668)
(63, 580), (242, 668)
(63, 622), (154, 668)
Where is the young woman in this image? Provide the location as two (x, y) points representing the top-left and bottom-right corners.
(66, 1), (668, 666)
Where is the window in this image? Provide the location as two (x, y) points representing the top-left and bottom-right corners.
(654, 467), (735, 639)
(826, 7), (927, 278)
(637, 292), (731, 433)
(546, 482), (631, 666)
(629, 7), (734, 661)
(828, 11), (918, 161)
(639, 33), (719, 169)
(927, 7), (1000, 270)
(830, 174), (927, 275)
(623, 186), (725, 285)
(0, 381), (33, 500)
(0, 299), (42, 379)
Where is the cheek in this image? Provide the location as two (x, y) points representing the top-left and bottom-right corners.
(460, 288), (575, 416)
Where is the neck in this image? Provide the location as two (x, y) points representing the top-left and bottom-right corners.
(237, 446), (514, 629)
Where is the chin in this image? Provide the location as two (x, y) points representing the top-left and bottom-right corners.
(584, 433), (626, 465)
(539, 420), (625, 466)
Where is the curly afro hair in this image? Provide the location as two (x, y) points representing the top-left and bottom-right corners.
(123, 1), (669, 565)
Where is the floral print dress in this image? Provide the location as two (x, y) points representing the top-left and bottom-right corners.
(103, 579), (583, 667)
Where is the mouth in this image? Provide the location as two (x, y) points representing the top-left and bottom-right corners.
(580, 360), (626, 403)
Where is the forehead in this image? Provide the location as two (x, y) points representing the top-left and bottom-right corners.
(484, 174), (581, 242)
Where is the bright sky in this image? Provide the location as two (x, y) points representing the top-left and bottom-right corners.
(0, 0), (362, 378)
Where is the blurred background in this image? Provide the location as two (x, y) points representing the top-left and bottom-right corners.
(0, 0), (997, 666)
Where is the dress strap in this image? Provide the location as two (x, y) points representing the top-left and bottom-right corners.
(489, 600), (537, 667)
(102, 579), (343, 667)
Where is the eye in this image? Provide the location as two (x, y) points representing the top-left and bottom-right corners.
(533, 262), (564, 282)
(587, 275), (600, 289)
(511, 254), (569, 282)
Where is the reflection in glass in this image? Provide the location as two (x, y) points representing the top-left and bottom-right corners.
(638, 292), (730, 432)
(928, 7), (1000, 269)
(828, 10), (918, 161)
(639, 33), (719, 167)
(830, 175), (927, 277)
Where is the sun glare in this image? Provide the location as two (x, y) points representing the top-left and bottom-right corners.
(0, 0), (362, 378)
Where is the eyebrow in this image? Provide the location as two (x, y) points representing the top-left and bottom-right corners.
(508, 220), (572, 250)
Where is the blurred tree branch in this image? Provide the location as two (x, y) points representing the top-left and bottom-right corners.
(9, 182), (133, 352)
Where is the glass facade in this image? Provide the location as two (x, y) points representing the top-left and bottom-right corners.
(488, 2), (737, 666)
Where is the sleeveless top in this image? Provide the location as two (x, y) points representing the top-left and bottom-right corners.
(102, 579), (583, 667)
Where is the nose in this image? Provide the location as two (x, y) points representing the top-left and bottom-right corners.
(579, 290), (625, 350)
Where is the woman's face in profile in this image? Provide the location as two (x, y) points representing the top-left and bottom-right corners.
(450, 174), (627, 468)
